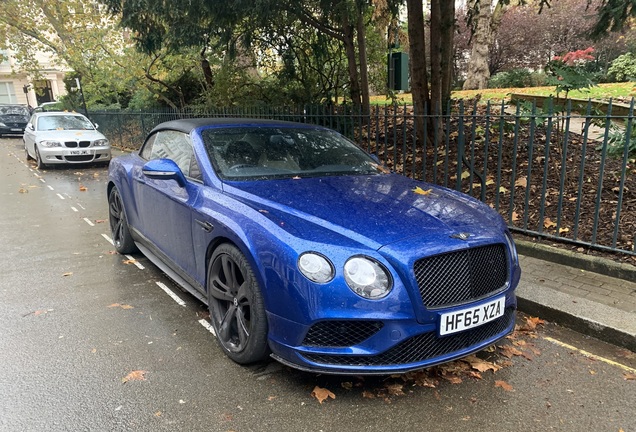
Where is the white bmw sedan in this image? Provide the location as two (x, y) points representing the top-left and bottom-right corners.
(24, 112), (111, 168)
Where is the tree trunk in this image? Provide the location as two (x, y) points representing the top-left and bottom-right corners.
(342, 14), (362, 111)
(429, 0), (442, 115)
(406, 0), (430, 144)
(463, 0), (493, 90)
(356, 10), (370, 116)
(440, 0), (455, 107)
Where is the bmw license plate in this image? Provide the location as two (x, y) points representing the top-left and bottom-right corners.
(439, 296), (505, 336)
(70, 150), (88, 155)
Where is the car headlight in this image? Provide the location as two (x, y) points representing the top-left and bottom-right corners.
(344, 256), (392, 299)
(93, 138), (109, 147)
(39, 140), (62, 148)
(298, 252), (334, 283)
(0, 122), (6, 127)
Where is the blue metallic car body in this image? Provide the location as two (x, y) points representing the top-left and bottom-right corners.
(108, 119), (520, 374)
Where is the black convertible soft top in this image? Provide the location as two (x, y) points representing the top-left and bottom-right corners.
(149, 118), (323, 135)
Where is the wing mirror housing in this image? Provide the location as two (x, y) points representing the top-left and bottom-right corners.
(142, 158), (187, 187)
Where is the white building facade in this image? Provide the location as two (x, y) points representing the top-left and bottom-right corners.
(0, 49), (68, 107)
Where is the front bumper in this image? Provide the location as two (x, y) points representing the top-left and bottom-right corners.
(266, 294), (517, 375)
(39, 146), (111, 164)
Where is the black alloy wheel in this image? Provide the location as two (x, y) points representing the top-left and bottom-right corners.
(108, 187), (138, 254)
(207, 244), (269, 364)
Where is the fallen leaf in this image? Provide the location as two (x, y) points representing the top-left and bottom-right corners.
(498, 186), (509, 194)
(62, 272), (73, 277)
(443, 375), (463, 384)
(154, 411), (162, 417)
(362, 390), (376, 399)
(514, 177), (527, 188)
(412, 186), (432, 195)
(559, 227), (570, 234)
(495, 380), (514, 391)
(122, 370), (147, 383)
(386, 383), (405, 396)
(95, 219), (106, 224)
(499, 345), (524, 358)
(122, 259), (137, 265)
(511, 211), (520, 222)
(19, 188), (28, 193)
(79, 185), (87, 192)
(543, 218), (557, 229)
(267, 396), (277, 401)
(108, 303), (134, 310)
(311, 386), (335, 404)
(464, 355), (502, 373)
(624, 373), (636, 381)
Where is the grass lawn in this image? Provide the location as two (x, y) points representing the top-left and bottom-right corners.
(370, 82), (636, 105)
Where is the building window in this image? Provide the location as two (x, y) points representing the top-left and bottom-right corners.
(0, 82), (17, 104)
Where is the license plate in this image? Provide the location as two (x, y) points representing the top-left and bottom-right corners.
(70, 150), (88, 155)
(439, 296), (505, 336)
(11, 128), (21, 132)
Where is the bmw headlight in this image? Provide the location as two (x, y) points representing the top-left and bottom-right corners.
(344, 256), (392, 299)
(39, 140), (62, 148)
(93, 138), (109, 147)
(298, 252), (334, 283)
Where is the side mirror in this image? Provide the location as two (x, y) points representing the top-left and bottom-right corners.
(93, 123), (99, 129)
(142, 158), (187, 187)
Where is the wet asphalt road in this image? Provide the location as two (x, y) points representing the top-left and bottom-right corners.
(1, 136), (635, 432)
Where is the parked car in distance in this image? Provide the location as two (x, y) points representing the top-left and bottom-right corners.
(24, 111), (111, 168)
(0, 104), (30, 137)
(107, 118), (520, 375)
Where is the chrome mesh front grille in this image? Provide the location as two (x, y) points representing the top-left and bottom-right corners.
(302, 321), (383, 347)
(414, 244), (508, 309)
(302, 308), (514, 367)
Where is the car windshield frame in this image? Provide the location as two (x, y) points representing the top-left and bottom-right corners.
(37, 114), (95, 132)
(200, 125), (387, 181)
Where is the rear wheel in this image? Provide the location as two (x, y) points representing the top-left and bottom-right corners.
(108, 187), (138, 254)
(207, 244), (269, 364)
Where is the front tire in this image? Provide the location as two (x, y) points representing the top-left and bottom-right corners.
(35, 145), (46, 169)
(207, 244), (270, 364)
(108, 187), (138, 254)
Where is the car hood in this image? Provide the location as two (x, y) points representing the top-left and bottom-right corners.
(224, 174), (505, 250)
(35, 130), (106, 141)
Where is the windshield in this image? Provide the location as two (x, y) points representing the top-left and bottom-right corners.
(201, 126), (386, 180)
(0, 106), (29, 117)
(37, 115), (95, 131)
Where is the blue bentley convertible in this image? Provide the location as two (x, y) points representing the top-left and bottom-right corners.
(107, 118), (520, 374)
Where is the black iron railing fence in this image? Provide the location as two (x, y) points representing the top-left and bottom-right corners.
(90, 99), (636, 257)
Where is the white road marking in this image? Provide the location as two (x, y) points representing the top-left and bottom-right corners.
(39, 178), (45, 183)
(125, 254), (145, 270)
(77, 203), (86, 210)
(47, 185), (54, 191)
(543, 337), (636, 374)
(101, 234), (114, 245)
(71, 207), (78, 212)
(83, 218), (95, 227)
(56, 193), (65, 200)
(198, 319), (216, 337)
(155, 281), (186, 307)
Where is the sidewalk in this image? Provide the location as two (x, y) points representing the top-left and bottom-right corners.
(515, 240), (636, 352)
